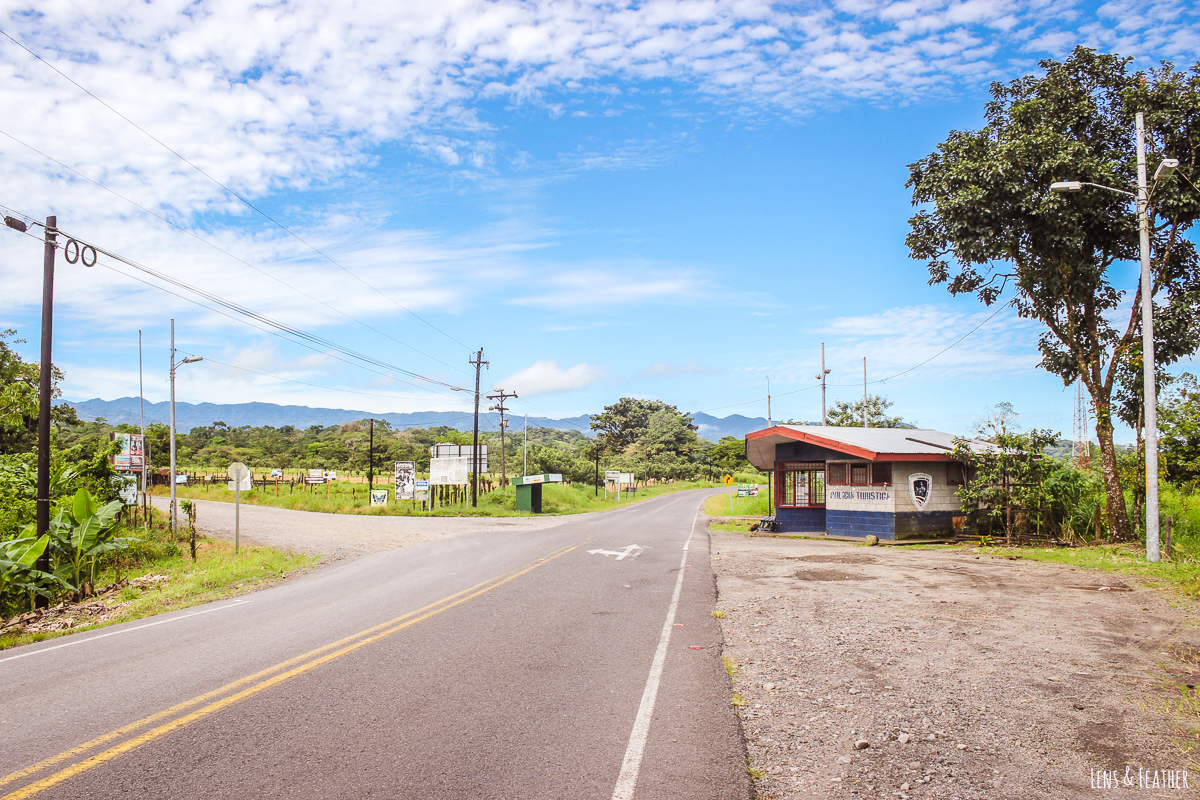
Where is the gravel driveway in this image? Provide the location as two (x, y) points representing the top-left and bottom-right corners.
(711, 529), (1199, 799)
(150, 497), (568, 559)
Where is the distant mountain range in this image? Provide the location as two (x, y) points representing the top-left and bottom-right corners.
(68, 397), (774, 441)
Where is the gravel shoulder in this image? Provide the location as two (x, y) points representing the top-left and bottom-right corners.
(150, 496), (569, 559)
(710, 526), (1200, 799)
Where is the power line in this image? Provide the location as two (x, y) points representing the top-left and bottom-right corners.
(696, 300), (1016, 415)
(174, 350), (451, 402)
(2, 207), (466, 398)
(0, 127), (471, 378)
(0, 27), (471, 353)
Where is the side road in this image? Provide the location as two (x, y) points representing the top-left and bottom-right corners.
(711, 530), (1199, 800)
(150, 496), (566, 558)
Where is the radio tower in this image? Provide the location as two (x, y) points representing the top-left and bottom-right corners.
(1072, 380), (1091, 469)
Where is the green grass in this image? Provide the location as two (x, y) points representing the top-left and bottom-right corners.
(156, 478), (730, 517)
(0, 510), (314, 650)
(703, 486), (771, 518)
(981, 541), (1200, 600)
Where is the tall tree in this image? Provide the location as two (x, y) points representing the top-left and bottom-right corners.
(826, 394), (912, 428)
(589, 398), (696, 455)
(905, 48), (1200, 540)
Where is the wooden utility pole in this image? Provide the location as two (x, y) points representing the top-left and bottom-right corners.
(367, 418), (374, 491)
(487, 389), (518, 487)
(35, 216), (57, 602)
(469, 349), (488, 507)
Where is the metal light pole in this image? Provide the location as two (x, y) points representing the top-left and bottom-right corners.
(169, 319), (203, 536)
(1050, 112), (1179, 562)
(815, 343), (830, 424)
(139, 329), (147, 529)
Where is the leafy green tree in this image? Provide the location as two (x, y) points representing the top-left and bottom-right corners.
(906, 48), (1200, 540)
(1160, 372), (1200, 484)
(950, 428), (1061, 542)
(0, 329), (78, 455)
(590, 398), (696, 455)
(826, 394), (912, 428)
(703, 436), (750, 475)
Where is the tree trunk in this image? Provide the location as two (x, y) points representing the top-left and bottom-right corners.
(1093, 406), (1131, 540)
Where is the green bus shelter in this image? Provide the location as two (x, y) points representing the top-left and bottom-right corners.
(513, 473), (563, 513)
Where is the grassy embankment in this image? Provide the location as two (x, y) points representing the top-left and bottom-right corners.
(156, 472), (769, 517)
(704, 486), (772, 531)
(0, 508), (314, 651)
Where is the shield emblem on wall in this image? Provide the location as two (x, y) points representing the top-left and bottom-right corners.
(908, 473), (932, 511)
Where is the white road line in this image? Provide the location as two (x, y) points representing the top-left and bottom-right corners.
(610, 500), (699, 800)
(0, 599), (252, 666)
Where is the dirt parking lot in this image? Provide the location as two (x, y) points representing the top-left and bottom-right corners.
(711, 529), (1200, 799)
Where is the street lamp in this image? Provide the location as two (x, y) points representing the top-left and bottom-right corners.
(169, 318), (203, 536)
(1050, 113), (1178, 562)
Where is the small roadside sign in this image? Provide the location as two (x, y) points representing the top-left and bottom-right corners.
(370, 490), (389, 507)
(723, 474), (734, 486)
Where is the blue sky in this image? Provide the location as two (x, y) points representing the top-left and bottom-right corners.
(1, 0), (1197, 440)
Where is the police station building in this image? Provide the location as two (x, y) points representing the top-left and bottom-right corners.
(745, 425), (986, 540)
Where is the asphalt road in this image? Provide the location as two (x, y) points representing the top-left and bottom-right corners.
(1, 490), (750, 800)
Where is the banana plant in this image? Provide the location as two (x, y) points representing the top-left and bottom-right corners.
(0, 533), (52, 613)
(48, 488), (137, 599)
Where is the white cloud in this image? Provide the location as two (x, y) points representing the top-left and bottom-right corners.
(637, 359), (718, 378)
(495, 359), (607, 396)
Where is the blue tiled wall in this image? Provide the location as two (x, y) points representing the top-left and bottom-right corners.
(775, 506), (826, 532)
(827, 509), (896, 539)
(895, 511), (957, 539)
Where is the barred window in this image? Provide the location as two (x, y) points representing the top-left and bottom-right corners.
(777, 461), (826, 508)
(871, 462), (892, 485)
(850, 463), (869, 485)
(827, 462), (848, 485)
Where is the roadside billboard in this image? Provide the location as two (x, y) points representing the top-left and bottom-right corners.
(110, 433), (145, 473)
(395, 461), (416, 500)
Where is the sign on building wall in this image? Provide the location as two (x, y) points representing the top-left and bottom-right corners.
(908, 472), (932, 511)
(395, 461), (416, 500)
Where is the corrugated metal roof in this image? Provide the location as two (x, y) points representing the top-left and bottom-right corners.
(743, 425), (996, 470)
(774, 425), (965, 454)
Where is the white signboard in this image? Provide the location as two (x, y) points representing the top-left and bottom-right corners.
(430, 443), (487, 472)
(370, 490), (389, 507)
(307, 469), (325, 485)
(115, 475), (138, 506)
(604, 470), (621, 481)
(323, 471), (338, 482)
(270, 469), (283, 478)
(415, 479), (429, 501)
(394, 461), (416, 500)
(174, 474), (188, 484)
(429, 456), (469, 486)
(619, 473), (634, 485)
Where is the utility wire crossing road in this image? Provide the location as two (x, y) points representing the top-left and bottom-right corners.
(1, 491), (750, 800)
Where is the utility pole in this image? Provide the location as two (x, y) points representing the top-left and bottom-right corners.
(169, 320), (202, 536)
(523, 413), (528, 477)
(766, 376), (772, 427)
(367, 418), (374, 491)
(469, 348), (488, 507)
(815, 343), (830, 425)
(1136, 111), (1161, 563)
(487, 389), (518, 487)
(862, 357), (868, 427)
(170, 321), (177, 535)
(139, 329), (147, 530)
(34, 216), (57, 602)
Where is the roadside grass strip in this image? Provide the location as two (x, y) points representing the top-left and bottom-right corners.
(0, 542), (581, 800)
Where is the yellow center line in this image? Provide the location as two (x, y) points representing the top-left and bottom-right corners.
(2, 543), (580, 800)
(643, 496), (686, 517)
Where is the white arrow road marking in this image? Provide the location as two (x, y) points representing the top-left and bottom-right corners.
(587, 544), (643, 561)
